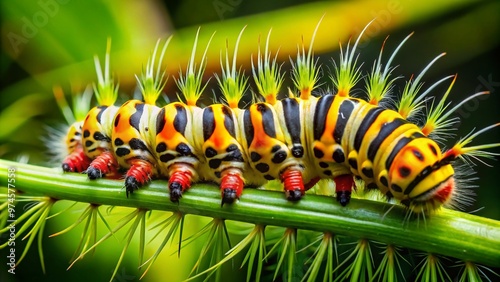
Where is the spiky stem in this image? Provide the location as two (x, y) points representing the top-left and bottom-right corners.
(1, 159), (499, 269)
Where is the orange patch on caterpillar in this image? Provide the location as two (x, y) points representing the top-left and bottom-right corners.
(300, 88), (311, 99)
(211, 125), (229, 148)
(421, 124), (434, 136)
(265, 94), (277, 105)
(336, 89), (349, 97)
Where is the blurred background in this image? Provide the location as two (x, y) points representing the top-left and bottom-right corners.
(1, 0), (499, 281)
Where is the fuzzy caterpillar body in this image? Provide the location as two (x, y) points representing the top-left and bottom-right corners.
(56, 22), (499, 215)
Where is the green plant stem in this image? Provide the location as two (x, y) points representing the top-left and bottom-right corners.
(1, 159), (499, 267)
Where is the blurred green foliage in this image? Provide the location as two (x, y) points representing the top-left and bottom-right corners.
(1, 0), (499, 281)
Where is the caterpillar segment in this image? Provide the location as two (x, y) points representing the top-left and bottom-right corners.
(83, 105), (120, 179)
(309, 95), (358, 204)
(155, 102), (201, 202)
(274, 97), (311, 200)
(250, 28), (316, 201)
(246, 21), (325, 201)
(193, 104), (247, 205)
(206, 27), (250, 204)
(57, 22), (500, 215)
(242, 101), (308, 201)
(111, 100), (161, 195)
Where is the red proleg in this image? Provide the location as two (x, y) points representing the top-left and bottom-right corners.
(334, 174), (355, 206)
(125, 159), (154, 197)
(281, 168), (305, 201)
(220, 169), (244, 205)
(168, 168), (193, 202)
(62, 147), (91, 173)
(87, 151), (119, 179)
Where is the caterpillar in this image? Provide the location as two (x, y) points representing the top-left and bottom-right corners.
(54, 22), (499, 215)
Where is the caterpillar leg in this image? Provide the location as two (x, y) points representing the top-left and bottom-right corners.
(86, 151), (119, 179)
(168, 164), (194, 203)
(124, 159), (154, 197)
(62, 147), (91, 173)
(334, 174), (355, 206)
(220, 168), (244, 206)
(281, 168), (305, 201)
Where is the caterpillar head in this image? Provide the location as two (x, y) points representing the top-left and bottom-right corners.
(387, 138), (455, 214)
